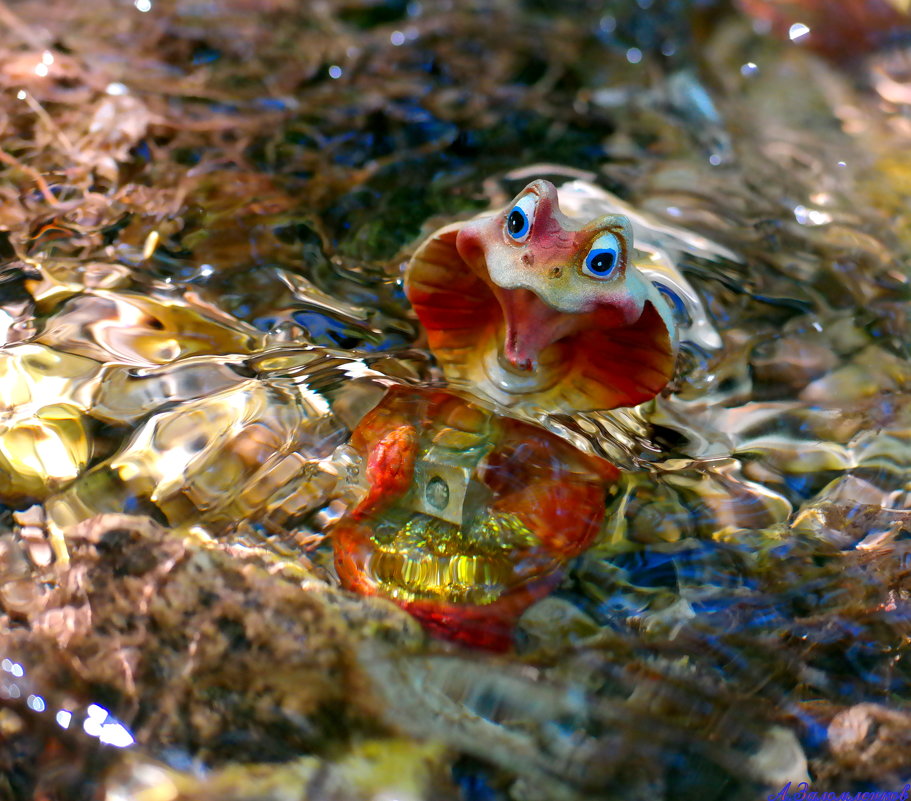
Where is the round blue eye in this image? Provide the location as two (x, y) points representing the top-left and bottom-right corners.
(582, 232), (622, 279)
(505, 194), (536, 242)
(506, 207), (529, 240)
(585, 248), (617, 276)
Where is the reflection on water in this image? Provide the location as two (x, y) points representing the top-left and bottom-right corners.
(333, 384), (617, 650)
(1, 0), (911, 798)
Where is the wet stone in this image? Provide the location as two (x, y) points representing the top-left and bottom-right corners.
(1, 513), (422, 772)
(22, 535), (53, 568)
(0, 578), (44, 615)
(827, 704), (911, 781)
(12, 505), (44, 527)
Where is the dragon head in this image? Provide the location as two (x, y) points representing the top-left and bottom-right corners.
(405, 179), (678, 412)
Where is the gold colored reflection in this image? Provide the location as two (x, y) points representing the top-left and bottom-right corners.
(367, 513), (544, 605)
(37, 291), (263, 365)
(0, 343), (100, 501)
(46, 378), (344, 534)
(0, 343), (100, 413)
(2, 280), (364, 533)
(0, 403), (90, 500)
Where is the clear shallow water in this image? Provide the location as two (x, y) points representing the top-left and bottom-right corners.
(1, 1), (911, 799)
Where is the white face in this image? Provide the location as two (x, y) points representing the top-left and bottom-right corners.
(404, 178), (681, 414)
(461, 181), (647, 321)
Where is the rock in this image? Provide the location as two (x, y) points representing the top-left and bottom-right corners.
(746, 726), (811, 789)
(828, 703), (911, 779)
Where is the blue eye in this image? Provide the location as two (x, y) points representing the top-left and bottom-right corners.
(582, 232), (622, 278)
(507, 208), (528, 238)
(505, 194), (536, 243)
(585, 249), (616, 275)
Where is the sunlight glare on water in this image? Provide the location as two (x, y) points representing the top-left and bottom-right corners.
(1, 0), (911, 798)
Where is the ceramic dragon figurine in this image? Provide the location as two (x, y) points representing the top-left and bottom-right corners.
(330, 180), (695, 648)
(403, 179), (679, 413)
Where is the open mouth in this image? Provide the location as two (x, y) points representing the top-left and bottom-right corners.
(489, 285), (575, 372)
(405, 227), (676, 413)
(481, 331), (567, 396)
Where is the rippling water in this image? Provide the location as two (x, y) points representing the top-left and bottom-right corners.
(1, 1), (911, 799)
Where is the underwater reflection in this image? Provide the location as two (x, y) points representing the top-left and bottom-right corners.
(333, 385), (616, 650)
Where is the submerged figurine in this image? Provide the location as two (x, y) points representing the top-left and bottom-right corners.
(405, 179), (679, 413)
(330, 180), (700, 648)
(332, 385), (617, 650)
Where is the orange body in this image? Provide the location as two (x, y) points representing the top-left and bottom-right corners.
(332, 386), (617, 650)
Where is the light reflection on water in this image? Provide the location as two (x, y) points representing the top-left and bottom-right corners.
(1, 0), (911, 797)
(1, 653), (135, 749)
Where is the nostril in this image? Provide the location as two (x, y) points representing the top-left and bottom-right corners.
(548, 266), (562, 279)
(522, 252), (534, 267)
